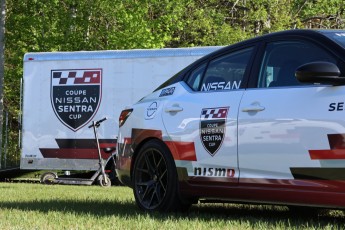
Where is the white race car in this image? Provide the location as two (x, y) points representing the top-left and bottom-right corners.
(116, 29), (345, 212)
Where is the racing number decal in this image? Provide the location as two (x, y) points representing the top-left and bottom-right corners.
(200, 107), (229, 156)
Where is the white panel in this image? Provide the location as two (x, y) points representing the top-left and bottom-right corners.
(238, 86), (345, 179)
(21, 47), (221, 170)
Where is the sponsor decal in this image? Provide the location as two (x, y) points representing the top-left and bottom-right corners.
(145, 101), (158, 119)
(329, 102), (345, 111)
(194, 167), (235, 178)
(200, 107), (229, 156)
(51, 69), (102, 131)
(159, 87), (175, 97)
(201, 81), (241, 91)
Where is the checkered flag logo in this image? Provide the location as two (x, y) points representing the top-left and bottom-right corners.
(200, 106), (229, 156)
(52, 70), (101, 86)
(201, 107), (229, 119)
(51, 68), (102, 131)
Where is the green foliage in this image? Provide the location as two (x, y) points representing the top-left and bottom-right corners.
(2, 0), (345, 167)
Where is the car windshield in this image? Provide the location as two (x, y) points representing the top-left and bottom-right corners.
(322, 31), (345, 49)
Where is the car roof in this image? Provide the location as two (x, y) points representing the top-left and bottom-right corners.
(202, 29), (343, 57)
(155, 29), (345, 91)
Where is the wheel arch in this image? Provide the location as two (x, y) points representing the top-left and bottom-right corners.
(130, 137), (168, 179)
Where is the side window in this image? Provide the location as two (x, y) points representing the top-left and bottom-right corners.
(258, 41), (337, 88)
(200, 47), (254, 92)
(186, 64), (206, 91)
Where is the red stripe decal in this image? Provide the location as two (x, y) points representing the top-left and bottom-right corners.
(39, 138), (116, 159)
(132, 129), (162, 144)
(40, 148), (110, 159)
(128, 129), (196, 161)
(179, 178), (345, 208)
(308, 134), (345, 159)
(309, 149), (345, 159)
(328, 134), (345, 149)
(99, 143), (116, 149)
(165, 141), (197, 161)
(238, 178), (345, 193)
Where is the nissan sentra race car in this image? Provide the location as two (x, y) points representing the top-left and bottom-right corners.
(116, 29), (345, 212)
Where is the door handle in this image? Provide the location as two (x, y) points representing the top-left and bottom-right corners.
(242, 105), (265, 112)
(165, 105), (183, 113)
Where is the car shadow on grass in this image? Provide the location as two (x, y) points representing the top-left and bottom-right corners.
(186, 203), (345, 228)
(0, 199), (344, 228)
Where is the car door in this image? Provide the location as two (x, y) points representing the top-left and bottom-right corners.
(161, 46), (255, 186)
(238, 39), (345, 192)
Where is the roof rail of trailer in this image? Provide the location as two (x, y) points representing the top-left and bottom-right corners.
(24, 47), (223, 61)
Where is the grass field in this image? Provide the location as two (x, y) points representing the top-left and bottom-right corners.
(0, 183), (344, 230)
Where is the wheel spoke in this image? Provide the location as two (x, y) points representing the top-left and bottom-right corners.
(156, 156), (163, 169)
(154, 183), (162, 202)
(147, 187), (157, 208)
(158, 171), (167, 189)
(144, 184), (158, 208)
(144, 150), (155, 174)
(137, 167), (149, 175)
(151, 151), (158, 168)
(138, 180), (153, 200)
(136, 180), (153, 187)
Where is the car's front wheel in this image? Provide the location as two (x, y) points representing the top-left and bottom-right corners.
(132, 139), (188, 212)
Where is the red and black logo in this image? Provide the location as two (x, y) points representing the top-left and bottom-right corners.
(51, 69), (102, 131)
(200, 107), (229, 156)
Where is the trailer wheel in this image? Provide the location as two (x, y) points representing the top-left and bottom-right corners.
(98, 174), (111, 187)
(40, 172), (57, 185)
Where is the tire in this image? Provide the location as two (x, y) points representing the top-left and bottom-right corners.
(132, 139), (189, 212)
(98, 174), (111, 187)
(40, 172), (57, 185)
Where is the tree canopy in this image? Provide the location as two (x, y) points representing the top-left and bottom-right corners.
(1, 0), (345, 165)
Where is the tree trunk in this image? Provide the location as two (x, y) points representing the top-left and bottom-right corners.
(0, 0), (5, 169)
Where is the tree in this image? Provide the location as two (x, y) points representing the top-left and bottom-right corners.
(2, 0), (345, 167)
(0, 0), (5, 168)
(292, 0), (345, 29)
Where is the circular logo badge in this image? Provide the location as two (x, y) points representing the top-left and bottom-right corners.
(146, 102), (158, 118)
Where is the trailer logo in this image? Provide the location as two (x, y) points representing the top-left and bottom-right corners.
(51, 69), (102, 131)
(200, 107), (229, 156)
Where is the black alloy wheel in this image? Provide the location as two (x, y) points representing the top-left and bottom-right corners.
(133, 139), (183, 212)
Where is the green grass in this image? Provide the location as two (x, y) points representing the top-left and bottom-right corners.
(0, 183), (344, 230)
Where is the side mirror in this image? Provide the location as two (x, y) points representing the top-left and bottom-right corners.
(295, 62), (345, 85)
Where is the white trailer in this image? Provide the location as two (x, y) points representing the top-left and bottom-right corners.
(21, 47), (221, 181)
